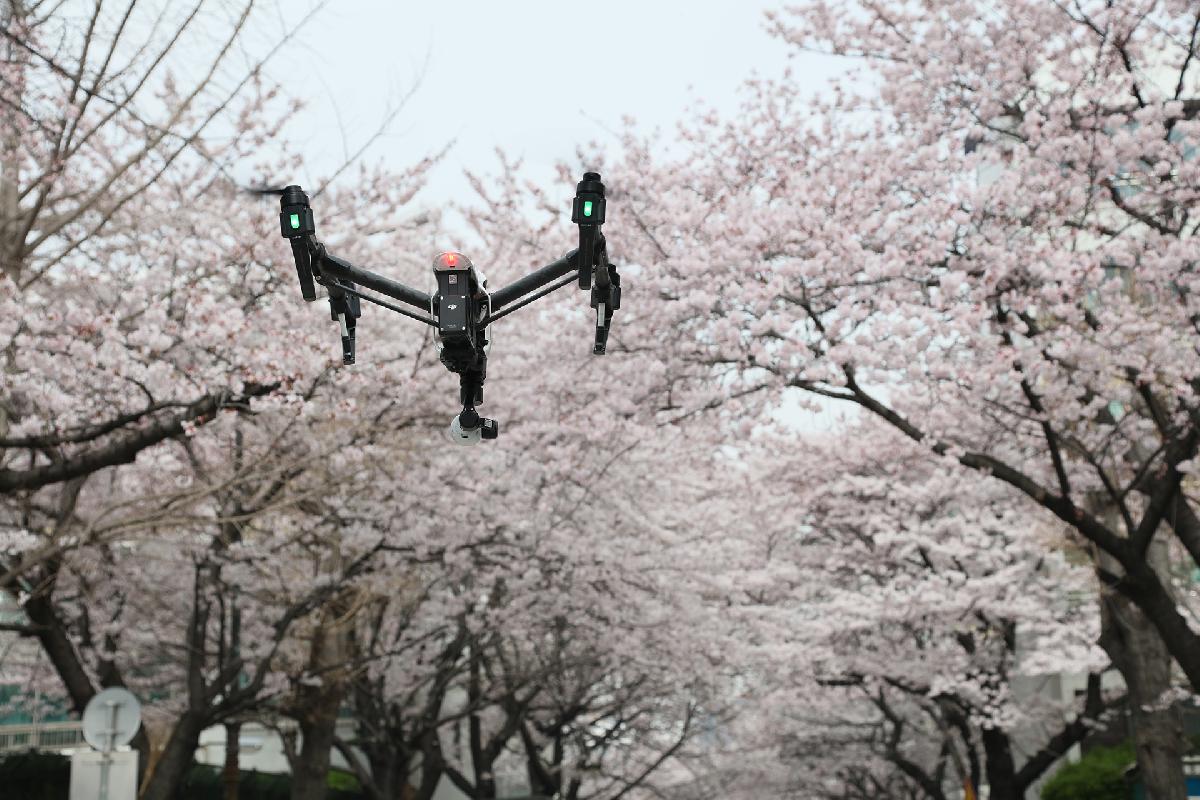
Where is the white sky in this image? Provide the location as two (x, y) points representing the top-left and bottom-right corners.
(272, 1), (842, 210)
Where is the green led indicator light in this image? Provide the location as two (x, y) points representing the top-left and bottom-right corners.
(289, 213), (300, 229)
(583, 201), (593, 217)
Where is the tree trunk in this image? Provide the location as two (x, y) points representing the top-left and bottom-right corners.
(414, 730), (446, 800)
(1116, 544), (1200, 692)
(223, 721), (241, 800)
(24, 589), (152, 779)
(292, 704), (340, 800)
(0, 0), (25, 282)
(1099, 542), (1187, 800)
(364, 747), (410, 800)
(467, 652), (497, 800)
(290, 610), (352, 800)
(139, 710), (209, 800)
(981, 727), (1019, 800)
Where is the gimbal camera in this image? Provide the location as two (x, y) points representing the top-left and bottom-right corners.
(267, 172), (620, 446)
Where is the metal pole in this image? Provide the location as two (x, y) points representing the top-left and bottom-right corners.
(98, 752), (110, 800)
(98, 700), (117, 800)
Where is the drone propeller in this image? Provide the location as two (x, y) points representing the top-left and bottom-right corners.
(243, 185), (291, 196)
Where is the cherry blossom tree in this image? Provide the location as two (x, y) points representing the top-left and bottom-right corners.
(33, 4), (1193, 799)
(0, 9), (452, 793)
(542, 1), (1200, 795)
(0, 146), (452, 794)
(261, 162), (764, 799)
(739, 425), (1123, 799)
(605, 0), (1200, 674)
(0, 0), (325, 285)
(330, 398), (744, 800)
(0, 10), (746, 800)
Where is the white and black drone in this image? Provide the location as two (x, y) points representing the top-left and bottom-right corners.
(259, 173), (620, 445)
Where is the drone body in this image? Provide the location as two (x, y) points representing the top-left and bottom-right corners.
(271, 173), (621, 445)
(431, 252), (493, 442)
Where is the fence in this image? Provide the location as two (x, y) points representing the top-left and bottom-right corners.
(0, 721), (85, 753)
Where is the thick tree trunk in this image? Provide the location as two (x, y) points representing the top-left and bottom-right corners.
(290, 610), (352, 800)
(414, 731), (446, 800)
(1099, 542), (1187, 800)
(1116, 557), (1200, 690)
(139, 710), (209, 800)
(359, 749), (400, 800)
(223, 721), (241, 800)
(25, 593), (106, 715)
(467, 652), (498, 800)
(0, 1), (25, 282)
(980, 727), (1019, 800)
(369, 748), (418, 800)
(291, 703), (340, 800)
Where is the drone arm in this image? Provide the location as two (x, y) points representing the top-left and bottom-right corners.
(486, 172), (610, 312)
(289, 239), (317, 301)
(592, 234), (612, 291)
(311, 244), (432, 311)
(488, 249), (579, 310)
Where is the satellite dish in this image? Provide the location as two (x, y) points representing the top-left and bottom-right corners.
(81, 688), (141, 752)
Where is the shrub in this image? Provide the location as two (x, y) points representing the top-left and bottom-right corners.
(0, 751), (70, 800)
(1040, 742), (1134, 800)
(0, 751), (365, 799)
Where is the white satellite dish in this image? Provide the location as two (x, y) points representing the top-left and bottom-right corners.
(81, 688), (141, 752)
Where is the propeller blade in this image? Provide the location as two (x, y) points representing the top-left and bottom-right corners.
(243, 185), (289, 196)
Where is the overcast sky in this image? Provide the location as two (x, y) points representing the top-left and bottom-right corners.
(260, 2), (848, 430)
(273, 2), (842, 210)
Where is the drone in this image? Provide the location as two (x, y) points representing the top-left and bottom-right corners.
(264, 172), (620, 446)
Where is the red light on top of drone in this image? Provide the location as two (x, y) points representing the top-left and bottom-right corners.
(435, 252), (468, 270)
(434, 251), (472, 271)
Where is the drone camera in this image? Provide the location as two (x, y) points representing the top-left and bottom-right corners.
(445, 409), (498, 446)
